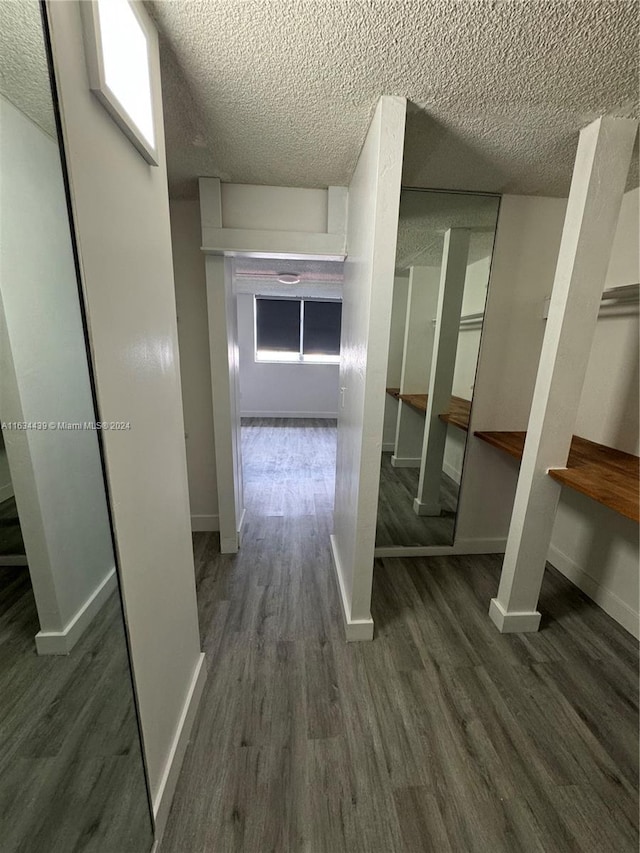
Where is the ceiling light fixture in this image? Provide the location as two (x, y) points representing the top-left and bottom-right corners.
(277, 273), (301, 284)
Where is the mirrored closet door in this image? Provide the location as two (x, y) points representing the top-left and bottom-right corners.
(376, 189), (500, 548)
(0, 2), (153, 850)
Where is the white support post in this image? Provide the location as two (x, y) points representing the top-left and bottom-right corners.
(199, 178), (244, 554)
(392, 265), (438, 468)
(414, 229), (470, 516)
(489, 117), (638, 633)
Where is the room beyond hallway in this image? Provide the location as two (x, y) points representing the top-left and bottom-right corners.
(160, 420), (638, 853)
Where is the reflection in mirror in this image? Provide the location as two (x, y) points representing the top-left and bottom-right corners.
(376, 189), (500, 547)
(0, 2), (152, 850)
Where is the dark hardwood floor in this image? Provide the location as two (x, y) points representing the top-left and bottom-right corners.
(0, 565), (152, 852)
(160, 418), (639, 853)
(376, 452), (458, 547)
(0, 497), (25, 558)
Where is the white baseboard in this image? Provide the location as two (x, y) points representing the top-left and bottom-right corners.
(374, 537), (507, 558)
(413, 498), (441, 516)
(329, 534), (374, 641)
(153, 652), (207, 845)
(237, 507), (247, 547)
(35, 568), (117, 655)
(0, 554), (28, 566)
(0, 482), (14, 503)
(240, 411), (338, 419)
(382, 442), (395, 452)
(191, 514), (219, 532)
(442, 460), (461, 485)
(489, 598), (542, 633)
(391, 455), (421, 468)
(548, 544), (639, 639)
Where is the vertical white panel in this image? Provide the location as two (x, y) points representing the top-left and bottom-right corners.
(330, 95), (406, 639)
(46, 0), (203, 808)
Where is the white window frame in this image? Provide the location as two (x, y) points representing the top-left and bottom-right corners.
(80, 0), (159, 165)
(253, 296), (341, 365)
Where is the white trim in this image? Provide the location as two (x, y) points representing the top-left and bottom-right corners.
(35, 568), (117, 655)
(390, 455), (421, 468)
(548, 544), (639, 639)
(382, 442), (395, 452)
(240, 411), (338, 419)
(374, 537), (506, 558)
(237, 507), (247, 548)
(79, 0), (159, 166)
(0, 555), (28, 566)
(489, 597), (542, 633)
(442, 460), (462, 485)
(0, 482), (14, 503)
(190, 514), (219, 532)
(329, 534), (374, 641)
(152, 652), (207, 845)
(201, 227), (346, 261)
(413, 498), (441, 516)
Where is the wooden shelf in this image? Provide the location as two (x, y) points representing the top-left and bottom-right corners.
(439, 396), (471, 432)
(397, 392), (471, 431)
(385, 387), (401, 400)
(474, 430), (639, 523)
(399, 393), (428, 413)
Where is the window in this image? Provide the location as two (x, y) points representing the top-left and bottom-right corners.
(255, 297), (341, 363)
(81, 0), (158, 165)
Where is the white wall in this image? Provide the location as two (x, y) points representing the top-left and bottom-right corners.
(236, 293), (340, 418)
(46, 0), (204, 817)
(382, 275), (409, 446)
(331, 96), (406, 638)
(170, 200), (219, 532)
(0, 95), (114, 639)
(221, 184), (328, 232)
(457, 190), (639, 635)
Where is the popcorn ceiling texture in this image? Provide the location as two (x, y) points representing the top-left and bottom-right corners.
(0, 0), (55, 138)
(149, 0), (639, 200)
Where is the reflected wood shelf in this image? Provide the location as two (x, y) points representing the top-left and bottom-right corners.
(396, 392), (471, 431)
(439, 396), (471, 432)
(386, 387), (401, 400)
(399, 393), (428, 413)
(474, 430), (639, 523)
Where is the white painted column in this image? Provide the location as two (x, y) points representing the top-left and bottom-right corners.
(489, 116), (638, 633)
(392, 265), (438, 467)
(414, 229), (470, 515)
(200, 178), (245, 553)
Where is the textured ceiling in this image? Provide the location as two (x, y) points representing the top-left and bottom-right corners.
(148, 0), (639, 200)
(0, 0), (55, 138)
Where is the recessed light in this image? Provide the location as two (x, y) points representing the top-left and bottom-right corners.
(277, 273), (301, 284)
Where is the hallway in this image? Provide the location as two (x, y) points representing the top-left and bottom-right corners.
(160, 420), (638, 853)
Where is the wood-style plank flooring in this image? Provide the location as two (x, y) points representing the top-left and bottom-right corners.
(160, 418), (639, 853)
(0, 565), (153, 852)
(0, 497), (25, 558)
(376, 452), (458, 547)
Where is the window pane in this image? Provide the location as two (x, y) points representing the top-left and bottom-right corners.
(303, 301), (342, 355)
(255, 298), (300, 353)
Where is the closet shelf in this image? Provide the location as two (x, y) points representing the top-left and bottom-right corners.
(397, 393), (471, 431)
(385, 387), (401, 400)
(474, 430), (639, 523)
(439, 396), (471, 432)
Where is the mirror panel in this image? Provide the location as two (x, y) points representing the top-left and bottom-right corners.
(376, 189), (500, 548)
(0, 3), (153, 849)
